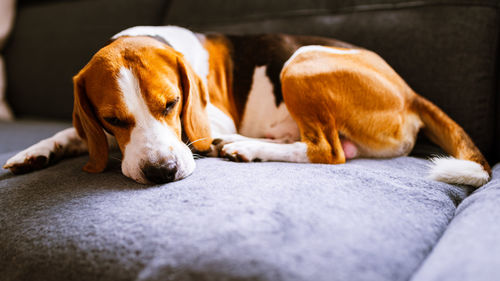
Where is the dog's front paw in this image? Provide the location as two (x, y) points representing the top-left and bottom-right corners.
(3, 141), (55, 174)
(220, 141), (263, 162)
(209, 135), (250, 157)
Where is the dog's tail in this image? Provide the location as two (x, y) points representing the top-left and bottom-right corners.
(412, 94), (491, 187)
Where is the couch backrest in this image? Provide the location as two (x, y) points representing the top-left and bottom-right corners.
(4, 0), (499, 163)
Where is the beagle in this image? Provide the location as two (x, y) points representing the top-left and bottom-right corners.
(3, 26), (491, 187)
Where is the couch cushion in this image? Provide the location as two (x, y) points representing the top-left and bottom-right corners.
(0, 119), (71, 154)
(410, 163), (500, 281)
(165, 0), (500, 163)
(4, 0), (171, 120)
(0, 150), (471, 281)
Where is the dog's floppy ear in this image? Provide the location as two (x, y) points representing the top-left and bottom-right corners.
(177, 56), (212, 152)
(72, 73), (109, 173)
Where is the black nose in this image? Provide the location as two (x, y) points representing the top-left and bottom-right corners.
(142, 161), (178, 184)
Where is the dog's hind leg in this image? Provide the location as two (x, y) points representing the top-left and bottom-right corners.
(214, 109), (347, 164)
(279, 74), (349, 165)
(214, 130), (351, 164)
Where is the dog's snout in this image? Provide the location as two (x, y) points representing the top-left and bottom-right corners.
(142, 161), (178, 184)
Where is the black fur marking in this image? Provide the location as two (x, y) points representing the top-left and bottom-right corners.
(106, 35), (173, 48)
(211, 34), (356, 117)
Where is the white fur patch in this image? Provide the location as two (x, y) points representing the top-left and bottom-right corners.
(239, 66), (299, 142)
(284, 45), (360, 68)
(206, 102), (237, 137)
(112, 26), (209, 86)
(117, 67), (150, 127)
(222, 141), (309, 163)
(117, 67), (195, 184)
(428, 156), (490, 187)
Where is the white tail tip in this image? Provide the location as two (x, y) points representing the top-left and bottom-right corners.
(428, 157), (490, 187)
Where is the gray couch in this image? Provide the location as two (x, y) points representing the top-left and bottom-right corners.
(1, 0), (499, 280)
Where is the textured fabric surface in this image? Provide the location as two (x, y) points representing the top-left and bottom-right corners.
(4, 0), (170, 120)
(0, 149), (471, 281)
(411, 164), (500, 281)
(0, 119), (71, 154)
(165, 0), (500, 163)
(0, 0), (15, 120)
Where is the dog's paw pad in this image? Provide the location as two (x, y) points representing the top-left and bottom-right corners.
(3, 143), (55, 174)
(4, 155), (50, 174)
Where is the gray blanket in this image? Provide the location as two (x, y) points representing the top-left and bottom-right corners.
(0, 148), (476, 281)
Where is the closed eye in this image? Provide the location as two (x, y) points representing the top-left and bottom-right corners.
(103, 117), (129, 128)
(163, 97), (179, 116)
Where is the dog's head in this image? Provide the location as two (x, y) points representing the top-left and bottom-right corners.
(72, 36), (212, 184)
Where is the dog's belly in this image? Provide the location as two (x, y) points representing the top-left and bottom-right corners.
(239, 66), (300, 142)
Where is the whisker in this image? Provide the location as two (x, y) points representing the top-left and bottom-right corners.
(192, 153), (205, 160)
(186, 137), (210, 148)
(110, 156), (123, 163)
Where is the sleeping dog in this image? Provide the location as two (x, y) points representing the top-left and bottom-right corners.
(3, 26), (491, 186)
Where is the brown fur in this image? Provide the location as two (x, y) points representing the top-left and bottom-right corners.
(203, 35), (239, 125)
(412, 95), (491, 174)
(177, 55), (213, 152)
(280, 47), (490, 175)
(72, 75), (109, 173)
